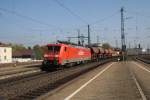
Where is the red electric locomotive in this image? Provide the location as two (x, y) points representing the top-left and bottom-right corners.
(42, 43), (91, 70)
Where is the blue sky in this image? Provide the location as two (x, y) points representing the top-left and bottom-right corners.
(0, 0), (150, 48)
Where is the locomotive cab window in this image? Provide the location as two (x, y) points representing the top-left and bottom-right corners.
(47, 46), (61, 53)
(64, 47), (67, 52)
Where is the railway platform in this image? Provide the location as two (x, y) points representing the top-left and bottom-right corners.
(40, 61), (150, 100)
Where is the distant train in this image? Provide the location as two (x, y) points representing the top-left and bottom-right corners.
(41, 43), (120, 70)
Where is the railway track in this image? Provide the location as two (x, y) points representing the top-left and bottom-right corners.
(0, 59), (113, 100)
(135, 57), (150, 64)
(0, 64), (42, 83)
(0, 67), (40, 76)
(0, 69), (41, 83)
(0, 61), (42, 68)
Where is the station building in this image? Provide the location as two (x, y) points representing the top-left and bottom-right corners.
(0, 45), (12, 63)
(12, 49), (35, 62)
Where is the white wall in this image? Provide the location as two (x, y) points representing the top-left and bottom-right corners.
(0, 47), (12, 63)
(12, 58), (32, 62)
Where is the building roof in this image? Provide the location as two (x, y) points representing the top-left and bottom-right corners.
(13, 49), (35, 57)
(0, 42), (11, 47)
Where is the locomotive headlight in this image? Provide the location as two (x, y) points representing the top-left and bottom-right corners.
(55, 55), (58, 57)
(44, 54), (49, 57)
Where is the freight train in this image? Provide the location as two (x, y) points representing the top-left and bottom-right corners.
(41, 43), (120, 70)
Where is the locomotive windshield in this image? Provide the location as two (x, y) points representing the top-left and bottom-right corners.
(47, 46), (61, 53)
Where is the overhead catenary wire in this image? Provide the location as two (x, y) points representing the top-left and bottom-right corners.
(88, 10), (120, 35)
(0, 6), (119, 33)
(0, 7), (61, 30)
(127, 10), (150, 20)
(1, 3), (120, 43)
(66, 10), (120, 32)
(53, 0), (88, 24)
(78, 10), (120, 32)
(90, 10), (120, 26)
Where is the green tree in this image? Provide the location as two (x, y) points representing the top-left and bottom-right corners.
(33, 45), (43, 60)
(28, 46), (32, 50)
(11, 44), (26, 52)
